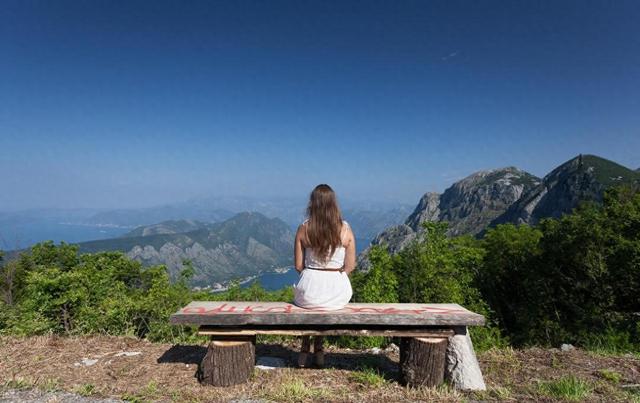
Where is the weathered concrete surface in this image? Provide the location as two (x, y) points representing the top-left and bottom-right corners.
(445, 328), (486, 391)
(171, 301), (486, 327)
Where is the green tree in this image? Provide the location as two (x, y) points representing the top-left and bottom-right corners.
(395, 222), (485, 308)
(479, 223), (542, 343)
(353, 222), (504, 349)
(0, 243), (196, 340)
(599, 186), (640, 315)
(534, 186), (640, 346)
(0, 251), (29, 306)
(29, 241), (79, 271)
(352, 245), (398, 303)
(478, 185), (640, 349)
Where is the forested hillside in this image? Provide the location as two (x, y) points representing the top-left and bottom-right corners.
(77, 212), (294, 286)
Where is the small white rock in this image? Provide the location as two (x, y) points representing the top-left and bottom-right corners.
(75, 358), (98, 366)
(385, 343), (400, 353)
(114, 351), (142, 357)
(369, 347), (383, 355)
(561, 344), (575, 352)
(255, 356), (287, 370)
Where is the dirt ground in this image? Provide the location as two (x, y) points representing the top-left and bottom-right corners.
(0, 335), (638, 402)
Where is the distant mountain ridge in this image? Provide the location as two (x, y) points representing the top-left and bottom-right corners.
(75, 196), (410, 245)
(78, 212), (294, 286)
(121, 220), (208, 238)
(82, 205), (235, 228)
(342, 206), (414, 240)
(359, 155), (639, 269)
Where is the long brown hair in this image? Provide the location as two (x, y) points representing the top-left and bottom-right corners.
(305, 184), (343, 261)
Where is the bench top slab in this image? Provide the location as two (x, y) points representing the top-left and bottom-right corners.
(170, 301), (485, 326)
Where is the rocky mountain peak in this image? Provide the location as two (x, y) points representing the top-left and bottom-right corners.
(405, 192), (441, 231)
(358, 166), (540, 270)
(491, 154), (640, 226)
(403, 167), (540, 236)
(437, 167), (540, 236)
(453, 166), (531, 187)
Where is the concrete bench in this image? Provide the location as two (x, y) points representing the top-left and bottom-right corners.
(170, 301), (486, 390)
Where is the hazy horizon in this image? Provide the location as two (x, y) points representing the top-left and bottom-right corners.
(0, 190), (415, 213)
(1, 153), (638, 213)
(2, 1), (639, 211)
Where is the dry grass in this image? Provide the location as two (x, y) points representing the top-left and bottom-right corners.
(477, 346), (640, 402)
(1, 335), (639, 402)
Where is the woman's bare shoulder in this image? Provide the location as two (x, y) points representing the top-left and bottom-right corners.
(340, 220), (354, 245)
(342, 220), (353, 232)
(296, 221), (309, 243)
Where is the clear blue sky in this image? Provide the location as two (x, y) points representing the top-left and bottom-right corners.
(1, 0), (639, 210)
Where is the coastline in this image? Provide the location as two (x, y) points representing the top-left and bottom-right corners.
(195, 266), (295, 293)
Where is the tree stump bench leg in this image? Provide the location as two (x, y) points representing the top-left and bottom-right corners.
(199, 336), (256, 387)
(444, 326), (486, 391)
(400, 337), (448, 387)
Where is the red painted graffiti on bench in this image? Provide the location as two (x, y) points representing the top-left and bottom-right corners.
(179, 302), (469, 316)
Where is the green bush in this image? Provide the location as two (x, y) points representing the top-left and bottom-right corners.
(352, 221), (507, 350)
(478, 223), (542, 343)
(351, 245), (398, 303)
(0, 242), (301, 343)
(478, 185), (640, 350)
(0, 244), (197, 341)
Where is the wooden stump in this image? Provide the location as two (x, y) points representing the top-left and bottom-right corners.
(199, 336), (255, 386)
(400, 337), (448, 387)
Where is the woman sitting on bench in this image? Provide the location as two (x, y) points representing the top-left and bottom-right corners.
(293, 184), (356, 368)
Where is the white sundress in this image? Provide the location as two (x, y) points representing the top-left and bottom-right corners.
(293, 220), (353, 310)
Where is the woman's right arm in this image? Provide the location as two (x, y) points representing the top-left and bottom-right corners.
(343, 225), (356, 275)
(294, 225), (305, 273)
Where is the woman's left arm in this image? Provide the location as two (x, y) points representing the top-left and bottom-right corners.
(343, 226), (356, 275)
(294, 225), (305, 273)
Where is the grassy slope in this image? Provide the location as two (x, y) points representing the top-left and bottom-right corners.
(580, 154), (640, 186)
